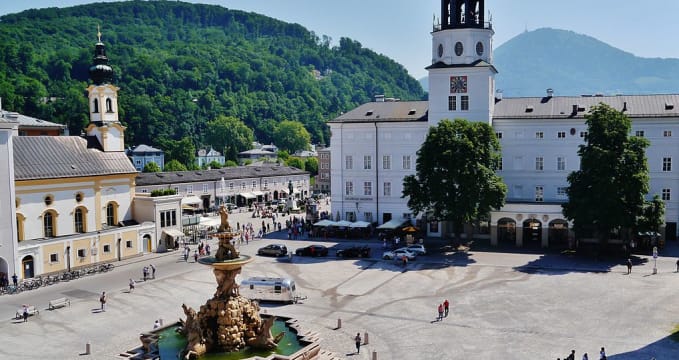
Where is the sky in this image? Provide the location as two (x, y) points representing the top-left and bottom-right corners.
(1, 0), (678, 79)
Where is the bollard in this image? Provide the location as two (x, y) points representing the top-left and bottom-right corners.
(159, 318), (163, 326)
(372, 350), (378, 360)
(363, 332), (369, 345)
(336, 318), (341, 329)
(85, 342), (91, 355)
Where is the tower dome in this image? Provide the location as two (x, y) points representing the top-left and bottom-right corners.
(89, 30), (114, 85)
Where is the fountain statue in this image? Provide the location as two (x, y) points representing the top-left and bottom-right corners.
(177, 204), (283, 359)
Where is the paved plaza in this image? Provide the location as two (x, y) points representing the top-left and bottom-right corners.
(1, 210), (678, 360)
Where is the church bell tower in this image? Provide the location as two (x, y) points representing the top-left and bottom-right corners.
(85, 27), (125, 152)
(427, 0), (497, 126)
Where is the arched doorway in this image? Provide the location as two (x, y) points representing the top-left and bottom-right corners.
(22, 255), (34, 279)
(548, 219), (569, 249)
(143, 234), (152, 253)
(273, 191), (279, 200)
(497, 218), (516, 246)
(523, 219), (542, 248)
(0, 257), (9, 281)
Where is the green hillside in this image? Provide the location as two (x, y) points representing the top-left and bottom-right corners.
(0, 1), (425, 149)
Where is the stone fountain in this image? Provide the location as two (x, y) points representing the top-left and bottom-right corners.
(178, 204), (283, 359)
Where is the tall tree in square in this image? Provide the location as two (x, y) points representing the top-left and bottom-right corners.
(562, 103), (654, 247)
(402, 119), (507, 241)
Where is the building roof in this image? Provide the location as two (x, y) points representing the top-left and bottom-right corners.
(13, 136), (137, 180)
(0, 110), (66, 129)
(494, 94), (679, 119)
(130, 144), (163, 153)
(330, 100), (428, 124)
(425, 59), (498, 73)
(238, 149), (276, 156)
(135, 165), (309, 186)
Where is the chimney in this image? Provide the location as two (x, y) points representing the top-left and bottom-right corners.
(546, 88), (553, 98)
(495, 89), (503, 101)
(623, 101), (628, 112)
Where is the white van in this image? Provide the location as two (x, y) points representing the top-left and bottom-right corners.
(239, 277), (304, 304)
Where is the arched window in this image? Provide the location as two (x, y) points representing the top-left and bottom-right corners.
(16, 213), (26, 242)
(106, 98), (113, 113)
(74, 207), (86, 233)
(93, 98), (99, 113)
(106, 202), (118, 226)
(43, 211), (57, 238)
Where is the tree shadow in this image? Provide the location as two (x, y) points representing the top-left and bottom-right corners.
(606, 334), (679, 359)
(513, 251), (649, 276)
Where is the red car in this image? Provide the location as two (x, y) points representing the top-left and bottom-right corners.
(295, 245), (329, 257)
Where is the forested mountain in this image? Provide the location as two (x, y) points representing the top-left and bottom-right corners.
(0, 1), (425, 149)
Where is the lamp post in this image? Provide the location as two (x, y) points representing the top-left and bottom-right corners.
(652, 246), (658, 274)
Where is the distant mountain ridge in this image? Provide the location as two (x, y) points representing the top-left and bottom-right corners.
(420, 28), (679, 97)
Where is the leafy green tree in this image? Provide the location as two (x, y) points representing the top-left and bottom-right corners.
(274, 120), (311, 153)
(402, 119), (507, 241)
(637, 195), (665, 235)
(205, 116), (254, 161)
(277, 150), (290, 162)
(163, 159), (188, 172)
(225, 160), (238, 167)
(157, 137), (196, 169)
(562, 103), (651, 247)
(142, 162), (161, 173)
(285, 157), (305, 170)
(305, 157), (318, 175)
(204, 160), (223, 169)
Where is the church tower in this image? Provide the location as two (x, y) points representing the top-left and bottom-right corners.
(427, 0), (497, 126)
(85, 28), (125, 152)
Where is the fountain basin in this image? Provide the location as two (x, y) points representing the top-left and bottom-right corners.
(198, 255), (253, 270)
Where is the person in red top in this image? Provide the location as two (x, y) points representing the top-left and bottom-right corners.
(443, 299), (450, 317)
(437, 303), (444, 321)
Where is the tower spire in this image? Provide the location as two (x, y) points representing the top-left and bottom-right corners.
(89, 27), (114, 85)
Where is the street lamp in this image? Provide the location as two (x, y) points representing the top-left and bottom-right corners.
(652, 246), (658, 274)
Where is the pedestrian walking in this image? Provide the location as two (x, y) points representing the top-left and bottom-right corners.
(205, 244), (211, 256)
(143, 266), (148, 281)
(99, 291), (107, 311)
(626, 258), (632, 274)
(129, 278), (135, 292)
(22, 304), (29, 322)
(150, 264), (156, 279)
(12, 273), (18, 287)
(437, 303), (444, 321)
(582, 353), (588, 360)
(599, 347), (606, 360)
(676, 258), (679, 272)
(565, 350), (575, 360)
(354, 333), (362, 354)
(194, 250), (199, 262)
(443, 299), (450, 317)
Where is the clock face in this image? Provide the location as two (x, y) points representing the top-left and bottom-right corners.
(454, 42), (463, 56)
(438, 44), (443, 58)
(476, 42), (484, 56)
(450, 76), (468, 93)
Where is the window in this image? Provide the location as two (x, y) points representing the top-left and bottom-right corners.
(535, 132), (544, 139)
(44, 195), (53, 206)
(106, 203), (117, 226)
(135, 159), (141, 165)
(49, 253), (59, 263)
(402, 155), (411, 170)
(580, 131), (588, 138)
(496, 158), (503, 171)
(664, 130), (672, 137)
(173, 187), (179, 194)
(43, 211), (56, 237)
(364, 212), (373, 222)
(77, 249), (86, 258)
(557, 131), (566, 138)
(93, 98), (99, 113)
(495, 132), (503, 139)
(429, 221), (439, 233)
(263, 180), (268, 189)
(141, 189), (148, 193)
(461, 96), (469, 111)
(557, 187), (568, 197)
(202, 184), (208, 193)
(186, 185), (193, 194)
(345, 181), (354, 196)
(126, 240), (133, 248)
(160, 210), (177, 228)
(345, 155), (353, 170)
(363, 155), (372, 170)
(448, 96), (457, 111)
(535, 186), (544, 202)
(74, 208), (86, 233)
(663, 157), (672, 172)
(103, 245), (111, 253)
(106, 98), (113, 112)
(363, 181), (372, 196)
(241, 183), (246, 190)
(403, 213), (412, 220)
(635, 130), (645, 137)
(557, 156), (566, 171)
(535, 157), (544, 171)
(229, 182), (234, 190)
(384, 182), (391, 197)
(662, 188), (671, 201)
(346, 212), (356, 222)
(382, 155), (391, 170)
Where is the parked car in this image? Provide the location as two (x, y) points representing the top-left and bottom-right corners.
(295, 245), (329, 257)
(336, 246), (371, 258)
(382, 248), (416, 260)
(257, 244), (288, 257)
(404, 244), (427, 255)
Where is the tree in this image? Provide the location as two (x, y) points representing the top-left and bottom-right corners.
(286, 157), (305, 170)
(164, 159), (188, 172)
(562, 103), (651, 247)
(305, 157), (318, 175)
(225, 160), (238, 167)
(205, 115), (254, 161)
(204, 160), (223, 169)
(142, 162), (161, 173)
(402, 119), (506, 241)
(273, 120), (310, 153)
(157, 136), (196, 169)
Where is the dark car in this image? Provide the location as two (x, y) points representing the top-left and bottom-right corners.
(257, 244), (288, 257)
(295, 245), (329, 257)
(336, 246), (371, 258)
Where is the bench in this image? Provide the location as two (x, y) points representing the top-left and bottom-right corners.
(48, 297), (70, 310)
(15, 305), (39, 320)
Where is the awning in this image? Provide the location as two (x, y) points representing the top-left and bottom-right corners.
(199, 217), (221, 227)
(181, 196), (202, 206)
(377, 219), (406, 230)
(251, 191), (265, 196)
(350, 221), (372, 228)
(162, 228), (184, 239)
(313, 219), (337, 227)
(279, 189), (288, 194)
(293, 188), (301, 194)
(239, 192), (256, 199)
(335, 220), (353, 227)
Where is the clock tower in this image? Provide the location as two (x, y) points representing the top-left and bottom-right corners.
(427, 0), (497, 126)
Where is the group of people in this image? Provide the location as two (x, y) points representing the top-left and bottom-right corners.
(129, 264), (156, 292)
(556, 347), (607, 360)
(436, 299), (450, 321)
(0, 272), (18, 290)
